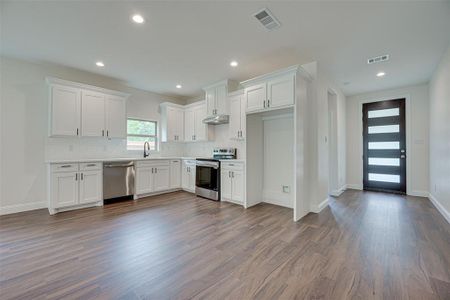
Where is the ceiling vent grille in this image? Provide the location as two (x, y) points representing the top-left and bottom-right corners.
(254, 8), (281, 30)
(367, 54), (390, 64)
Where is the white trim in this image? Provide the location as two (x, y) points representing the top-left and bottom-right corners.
(346, 183), (363, 190)
(134, 188), (183, 199)
(356, 94), (412, 194)
(0, 202), (47, 215)
(311, 198), (329, 213)
(46, 77), (130, 98)
(240, 65), (300, 86)
(330, 184), (346, 197)
(429, 193), (450, 224)
(408, 190), (429, 197)
(262, 190), (293, 208)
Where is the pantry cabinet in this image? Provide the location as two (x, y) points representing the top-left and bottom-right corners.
(242, 71), (295, 114)
(221, 162), (245, 205)
(229, 91), (246, 140)
(182, 160), (196, 192)
(49, 162), (103, 214)
(161, 103), (184, 142)
(47, 77), (128, 138)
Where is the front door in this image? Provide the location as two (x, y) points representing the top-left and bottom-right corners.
(363, 99), (406, 193)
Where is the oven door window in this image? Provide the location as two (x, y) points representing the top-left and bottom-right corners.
(196, 166), (219, 191)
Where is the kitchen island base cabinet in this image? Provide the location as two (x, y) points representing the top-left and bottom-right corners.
(49, 162), (103, 214)
(221, 162), (245, 206)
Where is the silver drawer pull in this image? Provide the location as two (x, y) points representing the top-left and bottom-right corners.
(86, 164), (97, 167)
(60, 165), (72, 168)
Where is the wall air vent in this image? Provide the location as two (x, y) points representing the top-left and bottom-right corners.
(253, 8), (281, 30)
(367, 54), (390, 64)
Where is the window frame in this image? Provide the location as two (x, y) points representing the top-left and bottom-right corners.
(126, 118), (159, 152)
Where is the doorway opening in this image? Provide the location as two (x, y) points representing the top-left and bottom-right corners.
(362, 99), (406, 194)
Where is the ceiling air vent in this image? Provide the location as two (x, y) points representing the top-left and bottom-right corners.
(367, 54), (390, 64)
(254, 8), (281, 30)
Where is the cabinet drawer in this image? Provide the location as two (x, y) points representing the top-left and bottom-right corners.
(80, 162), (102, 171)
(137, 160), (170, 168)
(183, 159), (196, 165)
(51, 163), (79, 172)
(221, 162), (244, 171)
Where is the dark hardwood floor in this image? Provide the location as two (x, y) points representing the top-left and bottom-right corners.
(1, 190), (449, 299)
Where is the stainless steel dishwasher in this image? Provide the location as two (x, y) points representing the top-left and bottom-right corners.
(103, 161), (135, 200)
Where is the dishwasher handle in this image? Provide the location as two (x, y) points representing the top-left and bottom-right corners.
(103, 162), (134, 168)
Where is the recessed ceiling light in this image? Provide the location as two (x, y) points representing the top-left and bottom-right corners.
(230, 61), (238, 67)
(96, 61), (105, 67)
(176, 84), (182, 89)
(376, 72), (386, 77)
(132, 14), (145, 24)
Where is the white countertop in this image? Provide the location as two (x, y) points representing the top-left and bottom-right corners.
(46, 157), (245, 164)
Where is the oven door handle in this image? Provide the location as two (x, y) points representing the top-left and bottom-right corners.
(196, 162), (219, 169)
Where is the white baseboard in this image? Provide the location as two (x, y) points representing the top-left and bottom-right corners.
(346, 184), (363, 190)
(0, 201), (47, 215)
(408, 190), (429, 197)
(330, 184), (347, 197)
(429, 193), (450, 224)
(311, 197), (329, 213)
(262, 190), (293, 208)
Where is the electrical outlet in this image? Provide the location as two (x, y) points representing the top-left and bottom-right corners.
(282, 185), (290, 193)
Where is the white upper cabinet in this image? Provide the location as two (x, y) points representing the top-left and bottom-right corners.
(50, 84), (81, 136)
(241, 67), (297, 114)
(203, 80), (237, 116)
(267, 75), (295, 109)
(184, 107), (196, 142)
(161, 104), (184, 142)
(229, 91), (246, 140)
(105, 95), (127, 138)
(81, 90), (106, 137)
(183, 101), (213, 142)
(47, 78), (128, 138)
(245, 83), (266, 113)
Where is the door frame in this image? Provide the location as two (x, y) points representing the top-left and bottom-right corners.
(356, 94), (412, 195)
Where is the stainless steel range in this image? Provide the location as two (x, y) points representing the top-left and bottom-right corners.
(195, 148), (236, 201)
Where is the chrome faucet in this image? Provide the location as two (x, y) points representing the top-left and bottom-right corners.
(143, 141), (150, 158)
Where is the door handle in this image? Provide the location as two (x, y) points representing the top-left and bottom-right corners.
(400, 155), (406, 159)
(263, 100), (266, 108)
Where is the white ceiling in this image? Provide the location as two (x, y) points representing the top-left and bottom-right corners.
(1, 1), (450, 98)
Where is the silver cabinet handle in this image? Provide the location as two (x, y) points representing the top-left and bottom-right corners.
(107, 130), (109, 137)
(232, 171), (235, 178)
(155, 168), (157, 174)
(61, 165), (72, 168)
(263, 100), (266, 108)
(102, 130), (105, 136)
(229, 171), (231, 178)
(76, 128), (79, 136)
(81, 173), (84, 180)
(75, 173), (78, 181)
(86, 164), (96, 167)
(267, 99), (270, 107)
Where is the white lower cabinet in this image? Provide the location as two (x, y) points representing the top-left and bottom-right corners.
(49, 162), (102, 214)
(136, 160), (171, 195)
(182, 160), (196, 192)
(170, 160), (181, 188)
(221, 162), (245, 205)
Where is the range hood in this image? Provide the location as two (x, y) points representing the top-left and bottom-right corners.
(202, 114), (229, 125)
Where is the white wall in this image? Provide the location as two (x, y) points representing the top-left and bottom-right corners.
(0, 56), (185, 214)
(346, 83), (429, 196)
(429, 45), (450, 223)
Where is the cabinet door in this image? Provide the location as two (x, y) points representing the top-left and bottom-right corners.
(181, 162), (190, 190)
(184, 108), (195, 142)
(221, 169), (232, 200)
(239, 94), (246, 140)
(50, 85), (81, 136)
(267, 75), (295, 108)
(136, 167), (153, 194)
(170, 160), (181, 188)
(79, 170), (102, 204)
(81, 91), (105, 137)
(229, 95), (241, 140)
(245, 83), (266, 113)
(205, 88), (216, 116)
(189, 165), (196, 191)
(166, 107), (179, 141)
(194, 104), (207, 141)
(106, 95), (126, 138)
(231, 170), (244, 203)
(51, 171), (79, 208)
(215, 85), (228, 115)
(154, 166), (170, 192)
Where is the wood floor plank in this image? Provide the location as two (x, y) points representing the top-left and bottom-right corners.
(1, 190), (449, 299)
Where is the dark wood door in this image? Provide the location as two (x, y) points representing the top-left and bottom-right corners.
(363, 99), (406, 193)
